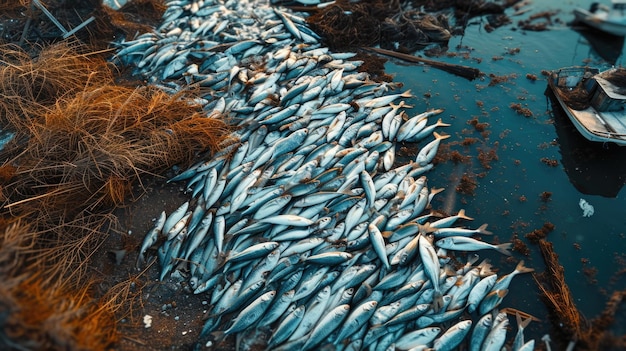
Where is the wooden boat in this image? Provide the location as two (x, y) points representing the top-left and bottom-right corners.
(547, 66), (626, 146)
(573, 1), (626, 37)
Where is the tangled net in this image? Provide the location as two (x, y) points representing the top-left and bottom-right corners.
(306, 0), (396, 50)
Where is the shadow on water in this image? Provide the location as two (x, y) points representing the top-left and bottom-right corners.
(545, 87), (626, 198)
(572, 25), (625, 65)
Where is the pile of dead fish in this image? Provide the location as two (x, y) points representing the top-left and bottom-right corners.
(116, 0), (536, 350)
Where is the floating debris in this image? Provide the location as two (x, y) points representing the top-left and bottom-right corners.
(143, 314), (153, 328)
(579, 198), (594, 217)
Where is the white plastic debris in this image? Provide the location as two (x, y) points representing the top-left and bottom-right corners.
(579, 198), (594, 217)
(542, 334), (552, 351)
(102, 0), (129, 10)
(143, 314), (153, 328)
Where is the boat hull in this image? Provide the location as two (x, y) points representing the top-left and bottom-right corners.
(573, 8), (626, 36)
(548, 67), (626, 146)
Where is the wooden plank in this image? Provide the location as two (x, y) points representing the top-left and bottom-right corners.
(363, 46), (483, 81)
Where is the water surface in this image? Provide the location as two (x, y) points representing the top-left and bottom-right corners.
(386, 0), (626, 341)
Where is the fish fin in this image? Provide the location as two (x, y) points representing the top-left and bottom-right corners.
(515, 259), (535, 274)
(496, 243), (513, 256)
(435, 118), (452, 127)
(457, 209), (474, 221)
(515, 311), (523, 328)
(477, 223), (493, 235)
(479, 261), (496, 278)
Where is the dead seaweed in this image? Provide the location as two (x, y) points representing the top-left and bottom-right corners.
(456, 173), (477, 195)
(525, 222), (554, 244)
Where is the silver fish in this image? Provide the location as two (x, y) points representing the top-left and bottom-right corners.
(137, 211), (166, 268)
(435, 236), (513, 256)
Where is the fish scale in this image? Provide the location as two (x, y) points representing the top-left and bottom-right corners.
(125, 0), (533, 349)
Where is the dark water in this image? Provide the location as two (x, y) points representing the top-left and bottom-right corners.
(386, 0), (626, 342)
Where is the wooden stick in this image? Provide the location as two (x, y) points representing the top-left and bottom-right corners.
(362, 46), (483, 81)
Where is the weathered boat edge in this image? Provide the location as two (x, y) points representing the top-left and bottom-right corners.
(573, 1), (626, 37)
(548, 66), (626, 146)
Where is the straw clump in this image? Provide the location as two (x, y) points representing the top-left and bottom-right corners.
(0, 221), (119, 351)
(0, 42), (104, 131)
(1, 41), (231, 218)
(11, 83), (229, 215)
(0, 41), (232, 349)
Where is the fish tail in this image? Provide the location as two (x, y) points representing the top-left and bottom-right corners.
(466, 253), (480, 266)
(429, 187), (446, 197)
(478, 259), (495, 277)
(433, 131), (451, 140)
(516, 311), (533, 330)
(435, 118), (452, 127)
(210, 330), (227, 343)
(477, 223), (493, 235)
(457, 209), (474, 221)
(496, 243), (513, 256)
(401, 89), (414, 98)
(432, 108), (445, 115)
(390, 101), (406, 109)
(515, 260), (535, 274)
(136, 254), (145, 269)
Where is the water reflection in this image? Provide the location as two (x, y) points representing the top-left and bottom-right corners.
(545, 88), (626, 198)
(572, 26), (625, 65)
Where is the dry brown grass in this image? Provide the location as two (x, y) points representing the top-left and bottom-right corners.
(0, 220), (114, 350)
(0, 42), (108, 130)
(0, 41), (231, 218)
(0, 41), (232, 349)
(4, 83), (229, 216)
